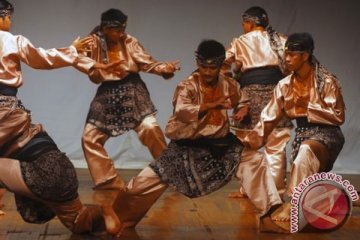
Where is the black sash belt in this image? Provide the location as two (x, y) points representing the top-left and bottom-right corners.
(295, 117), (338, 129)
(10, 132), (59, 162)
(239, 67), (283, 87)
(0, 83), (18, 96)
(100, 73), (141, 87)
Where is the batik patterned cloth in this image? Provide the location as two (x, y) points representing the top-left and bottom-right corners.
(86, 74), (157, 136)
(16, 150), (79, 224)
(149, 137), (243, 198)
(232, 84), (292, 129)
(291, 125), (344, 171)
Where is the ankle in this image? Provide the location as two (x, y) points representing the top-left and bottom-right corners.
(102, 205), (122, 235)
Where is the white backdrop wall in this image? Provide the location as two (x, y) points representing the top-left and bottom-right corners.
(10, 0), (360, 173)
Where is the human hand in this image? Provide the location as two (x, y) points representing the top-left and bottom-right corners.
(199, 95), (231, 116)
(234, 61), (242, 73)
(72, 36), (94, 53)
(212, 96), (232, 110)
(162, 72), (175, 80)
(294, 96), (309, 109)
(232, 106), (249, 121)
(168, 60), (181, 71)
(162, 60), (181, 80)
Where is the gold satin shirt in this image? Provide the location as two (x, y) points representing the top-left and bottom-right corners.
(86, 33), (174, 83)
(244, 72), (345, 149)
(165, 72), (249, 140)
(0, 30), (94, 88)
(223, 30), (286, 73)
(0, 30), (95, 156)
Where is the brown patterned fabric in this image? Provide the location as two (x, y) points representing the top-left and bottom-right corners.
(232, 84), (293, 129)
(0, 95), (29, 113)
(20, 150), (78, 202)
(149, 137), (243, 198)
(16, 150), (79, 224)
(86, 74), (157, 136)
(266, 26), (287, 73)
(312, 57), (341, 93)
(291, 125), (344, 171)
(15, 195), (55, 223)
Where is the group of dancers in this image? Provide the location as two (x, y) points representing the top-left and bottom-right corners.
(0, 0), (346, 237)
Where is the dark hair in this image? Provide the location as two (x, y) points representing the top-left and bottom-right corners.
(0, 0), (13, 17)
(243, 6), (268, 27)
(196, 39), (225, 60)
(286, 32), (315, 54)
(101, 8), (127, 23)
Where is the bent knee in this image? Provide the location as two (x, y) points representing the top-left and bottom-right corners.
(293, 144), (320, 172)
(139, 115), (159, 129)
(82, 124), (108, 145)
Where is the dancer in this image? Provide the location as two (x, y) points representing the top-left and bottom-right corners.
(243, 32), (345, 221)
(0, 0), (118, 234)
(222, 6), (292, 198)
(107, 40), (288, 236)
(80, 8), (180, 190)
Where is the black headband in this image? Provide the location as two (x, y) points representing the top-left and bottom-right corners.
(195, 53), (225, 66)
(0, 5), (13, 17)
(242, 13), (268, 25)
(285, 42), (312, 53)
(101, 20), (127, 28)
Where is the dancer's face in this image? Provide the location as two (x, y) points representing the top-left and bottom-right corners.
(0, 15), (11, 31)
(284, 51), (309, 72)
(197, 61), (221, 86)
(241, 20), (253, 34)
(103, 26), (126, 43)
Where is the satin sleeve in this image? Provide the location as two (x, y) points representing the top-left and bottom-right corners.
(172, 81), (200, 123)
(221, 39), (237, 76)
(308, 77), (345, 125)
(16, 35), (90, 70)
(129, 40), (171, 75)
(88, 69), (121, 84)
(243, 83), (285, 149)
(73, 54), (97, 74)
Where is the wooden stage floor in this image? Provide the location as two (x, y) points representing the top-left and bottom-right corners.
(1, 169), (360, 239)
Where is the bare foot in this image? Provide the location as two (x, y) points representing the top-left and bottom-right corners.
(259, 215), (289, 233)
(228, 192), (248, 198)
(272, 202), (291, 221)
(94, 176), (125, 191)
(102, 204), (123, 236)
(0, 210), (5, 216)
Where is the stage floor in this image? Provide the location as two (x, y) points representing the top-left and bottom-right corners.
(1, 169), (360, 239)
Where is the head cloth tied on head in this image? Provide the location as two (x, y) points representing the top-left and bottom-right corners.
(0, 1), (13, 17)
(285, 33), (315, 54)
(195, 53), (225, 66)
(242, 6), (269, 27)
(195, 39), (226, 66)
(100, 8), (127, 28)
(101, 20), (127, 28)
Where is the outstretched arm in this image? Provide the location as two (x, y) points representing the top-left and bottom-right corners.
(17, 35), (92, 70)
(129, 39), (181, 79)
